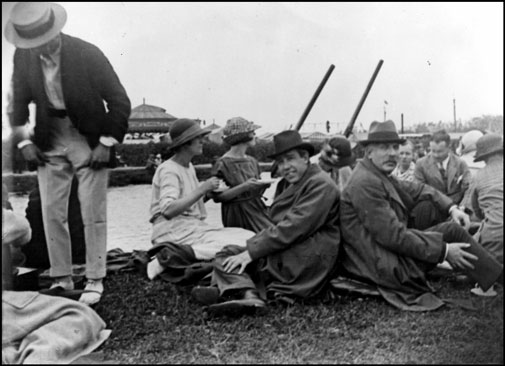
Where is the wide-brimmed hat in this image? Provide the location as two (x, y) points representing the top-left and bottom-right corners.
(360, 120), (405, 146)
(222, 117), (261, 145)
(320, 135), (356, 168)
(473, 133), (503, 162)
(4, 2), (67, 49)
(169, 118), (211, 150)
(268, 130), (315, 159)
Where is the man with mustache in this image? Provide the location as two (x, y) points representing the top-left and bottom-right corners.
(339, 121), (503, 311)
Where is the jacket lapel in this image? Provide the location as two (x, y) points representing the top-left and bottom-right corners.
(446, 154), (457, 191)
(428, 155), (445, 189)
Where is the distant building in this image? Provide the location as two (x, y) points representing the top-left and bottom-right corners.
(127, 101), (177, 135)
(206, 123), (224, 144)
(300, 131), (329, 142)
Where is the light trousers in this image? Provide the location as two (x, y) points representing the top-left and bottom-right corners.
(37, 116), (108, 279)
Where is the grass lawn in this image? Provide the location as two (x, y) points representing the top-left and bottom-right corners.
(93, 270), (503, 364)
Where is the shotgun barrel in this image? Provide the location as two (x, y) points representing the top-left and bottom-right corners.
(294, 64), (335, 131)
(343, 59), (384, 138)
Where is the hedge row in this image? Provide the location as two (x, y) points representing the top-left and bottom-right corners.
(2, 138), (327, 173)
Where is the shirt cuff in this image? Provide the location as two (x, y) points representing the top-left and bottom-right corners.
(17, 140), (33, 149)
(99, 136), (119, 147)
(448, 204), (457, 215)
(443, 243), (448, 262)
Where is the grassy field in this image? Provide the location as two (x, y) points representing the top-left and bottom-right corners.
(92, 270), (503, 364)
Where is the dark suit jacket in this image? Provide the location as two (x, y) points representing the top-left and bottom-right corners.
(11, 33), (131, 154)
(414, 153), (471, 204)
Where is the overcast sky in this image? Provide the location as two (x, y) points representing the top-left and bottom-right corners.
(2, 2), (503, 136)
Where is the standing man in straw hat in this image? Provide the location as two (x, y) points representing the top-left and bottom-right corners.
(5, 2), (131, 305)
(339, 120), (503, 311)
(192, 130), (341, 316)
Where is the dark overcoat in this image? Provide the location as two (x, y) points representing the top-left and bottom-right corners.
(246, 164), (340, 298)
(340, 158), (454, 310)
(11, 33), (131, 153)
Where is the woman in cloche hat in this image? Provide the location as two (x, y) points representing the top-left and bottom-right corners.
(210, 117), (272, 233)
(146, 119), (257, 281)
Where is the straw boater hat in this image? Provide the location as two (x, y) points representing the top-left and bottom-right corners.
(268, 130), (315, 159)
(4, 2), (67, 49)
(473, 133), (503, 162)
(222, 117), (261, 145)
(320, 135), (356, 168)
(169, 119), (211, 150)
(360, 120), (406, 146)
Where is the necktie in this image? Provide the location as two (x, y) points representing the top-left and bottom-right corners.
(439, 163), (448, 188)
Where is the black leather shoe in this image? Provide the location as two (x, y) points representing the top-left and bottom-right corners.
(207, 289), (266, 317)
(191, 286), (220, 305)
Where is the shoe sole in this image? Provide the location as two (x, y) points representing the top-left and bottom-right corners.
(206, 299), (267, 317)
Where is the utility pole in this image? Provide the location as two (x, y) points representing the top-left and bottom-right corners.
(401, 113), (404, 134)
(453, 98), (457, 130)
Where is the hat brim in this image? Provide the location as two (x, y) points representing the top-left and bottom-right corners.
(4, 3), (67, 49)
(359, 138), (406, 146)
(319, 153), (356, 169)
(473, 147), (503, 162)
(268, 142), (315, 159)
(169, 129), (211, 150)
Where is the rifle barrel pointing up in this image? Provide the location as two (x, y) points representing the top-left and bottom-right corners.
(344, 59), (384, 137)
(294, 64), (335, 131)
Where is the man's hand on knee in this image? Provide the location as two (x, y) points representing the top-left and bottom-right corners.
(449, 205), (470, 229)
(222, 250), (252, 274)
(446, 242), (478, 271)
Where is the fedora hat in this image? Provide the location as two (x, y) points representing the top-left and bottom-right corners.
(320, 135), (356, 168)
(473, 133), (503, 162)
(268, 130), (315, 159)
(360, 120), (406, 146)
(222, 117), (261, 145)
(5, 2), (67, 49)
(169, 119), (211, 150)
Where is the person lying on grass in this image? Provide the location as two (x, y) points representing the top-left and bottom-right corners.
(146, 118), (256, 282)
(191, 130), (341, 316)
(338, 120), (503, 311)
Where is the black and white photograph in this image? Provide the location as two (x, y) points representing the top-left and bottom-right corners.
(2, 2), (503, 364)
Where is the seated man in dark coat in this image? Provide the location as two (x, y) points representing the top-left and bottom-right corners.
(339, 120), (503, 311)
(192, 130), (341, 316)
